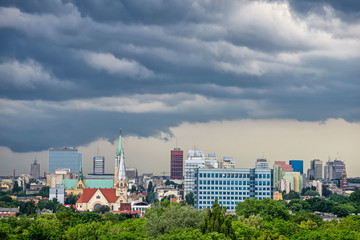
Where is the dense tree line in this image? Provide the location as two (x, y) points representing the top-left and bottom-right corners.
(0, 189), (359, 239)
(1, 192), (360, 239)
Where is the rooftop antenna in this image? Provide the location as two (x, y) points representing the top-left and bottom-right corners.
(97, 143), (99, 157)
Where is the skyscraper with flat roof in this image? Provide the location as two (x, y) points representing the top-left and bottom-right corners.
(30, 159), (40, 179)
(309, 159), (322, 180)
(48, 147), (82, 174)
(93, 156), (105, 174)
(289, 160), (303, 174)
(171, 148), (183, 180)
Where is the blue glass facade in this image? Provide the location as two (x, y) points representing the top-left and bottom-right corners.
(48, 147), (82, 173)
(289, 160), (303, 174)
(194, 168), (273, 211)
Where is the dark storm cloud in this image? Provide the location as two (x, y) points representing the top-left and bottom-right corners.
(0, 0), (359, 152)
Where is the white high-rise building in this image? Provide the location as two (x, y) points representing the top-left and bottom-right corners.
(184, 150), (206, 197)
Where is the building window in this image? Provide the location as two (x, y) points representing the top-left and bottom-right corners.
(96, 195), (100, 199)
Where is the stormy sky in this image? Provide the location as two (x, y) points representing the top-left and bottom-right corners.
(0, 0), (359, 176)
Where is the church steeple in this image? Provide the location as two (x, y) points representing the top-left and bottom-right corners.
(116, 129), (122, 157)
(79, 161), (83, 180)
(114, 129), (126, 182)
(118, 150), (126, 180)
(114, 129), (128, 203)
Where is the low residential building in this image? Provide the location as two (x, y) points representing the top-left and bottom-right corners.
(131, 202), (151, 217)
(0, 207), (19, 218)
(0, 179), (14, 191)
(307, 180), (322, 196)
(49, 184), (65, 204)
(17, 196), (41, 205)
(156, 187), (181, 201)
(46, 169), (78, 188)
(278, 179), (291, 194)
(273, 192), (283, 201)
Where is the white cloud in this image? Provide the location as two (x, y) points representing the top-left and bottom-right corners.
(81, 51), (154, 79)
(0, 92), (278, 118)
(0, 60), (74, 89)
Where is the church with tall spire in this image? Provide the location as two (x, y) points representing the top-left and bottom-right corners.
(114, 129), (128, 203)
(76, 129), (129, 211)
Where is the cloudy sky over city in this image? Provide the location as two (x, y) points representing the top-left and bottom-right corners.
(0, 0), (359, 176)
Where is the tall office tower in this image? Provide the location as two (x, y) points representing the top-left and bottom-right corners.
(194, 168), (273, 212)
(310, 159), (323, 180)
(93, 156), (105, 174)
(48, 147), (82, 174)
(30, 159), (40, 179)
(184, 149), (206, 197)
(255, 158), (269, 169)
(324, 159), (345, 180)
(219, 157), (235, 169)
(170, 148), (183, 180)
(333, 160), (345, 180)
(324, 161), (334, 180)
(289, 160), (303, 174)
(273, 164), (283, 190)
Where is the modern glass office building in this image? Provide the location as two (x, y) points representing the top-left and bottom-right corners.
(48, 147), (82, 174)
(289, 160), (304, 174)
(194, 168), (273, 211)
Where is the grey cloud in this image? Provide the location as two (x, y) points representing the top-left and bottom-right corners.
(0, 0), (359, 152)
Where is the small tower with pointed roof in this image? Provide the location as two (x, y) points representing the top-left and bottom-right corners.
(114, 129), (128, 203)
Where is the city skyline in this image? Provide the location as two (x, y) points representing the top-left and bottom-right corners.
(1, 118), (359, 178)
(0, 1), (359, 176)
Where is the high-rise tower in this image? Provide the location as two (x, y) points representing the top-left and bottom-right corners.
(171, 148), (183, 180)
(30, 158), (40, 179)
(48, 147), (82, 174)
(114, 129), (128, 203)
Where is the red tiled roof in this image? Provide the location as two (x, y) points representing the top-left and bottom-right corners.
(77, 188), (97, 203)
(76, 188), (119, 203)
(99, 189), (119, 203)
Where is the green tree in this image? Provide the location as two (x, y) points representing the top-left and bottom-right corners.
(144, 203), (205, 238)
(349, 190), (360, 203)
(94, 205), (110, 214)
(332, 204), (356, 217)
(65, 193), (79, 205)
(65, 221), (110, 240)
(22, 217), (63, 240)
(236, 198), (290, 221)
(20, 201), (36, 215)
(201, 199), (235, 239)
(39, 186), (50, 198)
(330, 194), (349, 204)
(304, 190), (320, 196)
(282, 190), (300, 200)
(12, 182), (20, 193)
(322, 184), (332, 198)
(0, 222), (11, 240)
(185, 192), (194, 206)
